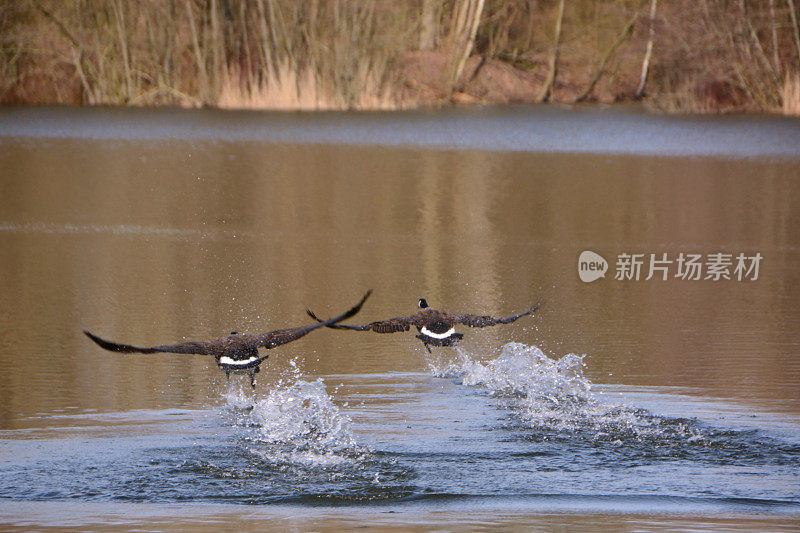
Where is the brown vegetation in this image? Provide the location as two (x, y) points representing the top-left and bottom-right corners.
(1, 1), (799, 113)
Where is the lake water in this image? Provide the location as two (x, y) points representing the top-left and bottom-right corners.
(1, 106), (799, 530)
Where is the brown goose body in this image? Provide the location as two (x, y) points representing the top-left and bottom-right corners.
(307, 297), (538, 352)
(85, 290), (371, 386)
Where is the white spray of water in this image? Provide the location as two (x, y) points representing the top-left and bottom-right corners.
(429, 342), (592, 402)
(247, 379), (357, 448)
(431, 342), (701, 441)
(221, 363), (365, 468)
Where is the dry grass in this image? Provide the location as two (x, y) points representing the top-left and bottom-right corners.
(353, 63), (401, 110)
(783, 73), (800, 116)
(218, 63), (398, 111)
(219, 64), (323, 111)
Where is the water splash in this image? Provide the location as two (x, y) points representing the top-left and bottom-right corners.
(212, 373), (415, 500)
(430, 343), (720, 446)
(430, 342), (592, 404)
(428, 343), (799, 468)
(222, 377), (363, 468)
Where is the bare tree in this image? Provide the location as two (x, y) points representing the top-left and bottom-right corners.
(538, 0), (565, 103)
(636, 0), (658, 99)
(789, 0), (800, 68)
(420, 0), (438, 51)
(577, 14), (638, 103)
(449, 0), (485, 92)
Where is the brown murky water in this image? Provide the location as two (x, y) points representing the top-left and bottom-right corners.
(0, 106), (799, 529)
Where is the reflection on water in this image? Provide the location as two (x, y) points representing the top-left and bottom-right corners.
(1, 112), (798, 419)
(0, 107), (799, 527)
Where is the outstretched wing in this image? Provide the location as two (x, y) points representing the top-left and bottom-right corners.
(83, 330), (213, 355)
(305, 310), (424, 334)
(255, 290), (372, 348)
(454, 304), (540, 328)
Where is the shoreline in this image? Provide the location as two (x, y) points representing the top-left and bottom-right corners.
(3, 3), (799, 116)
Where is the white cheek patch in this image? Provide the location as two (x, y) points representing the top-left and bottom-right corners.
(420, 326), (456, 339)
(219, 356), (259, 366)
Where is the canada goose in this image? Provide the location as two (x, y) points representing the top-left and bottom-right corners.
(84, 290), (371, 387)
(307, 297), (538, 353)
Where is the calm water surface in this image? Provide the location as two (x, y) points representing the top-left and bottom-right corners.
(0, 106), (799, 530)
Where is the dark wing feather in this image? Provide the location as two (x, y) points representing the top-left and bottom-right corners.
(256, 290), (371, 348)
(83, 330), (213, 355)
(255, 326), (320, 349)
(305, 309), (424, 334)
(454, 304), (540, 328)
(304, 309), (372, 330)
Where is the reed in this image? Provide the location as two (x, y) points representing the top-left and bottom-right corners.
(783, 73), (800, 115)
(218, 63), (318, 111)
(217, 62), (397, 111)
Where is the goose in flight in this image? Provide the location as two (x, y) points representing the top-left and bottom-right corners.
(307, 297), (538, 352)
(84, 290), (372, 386)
